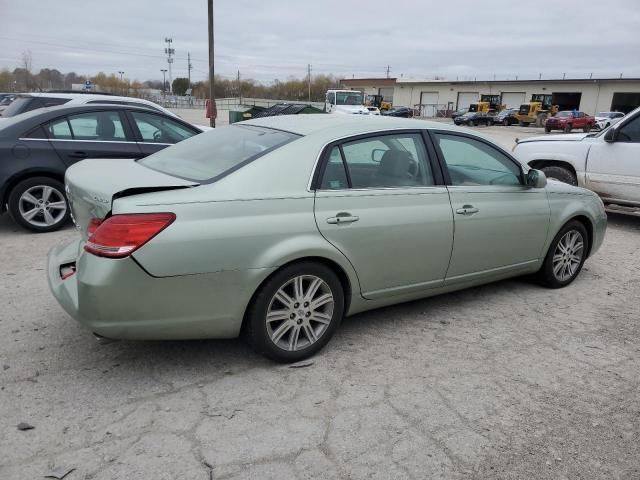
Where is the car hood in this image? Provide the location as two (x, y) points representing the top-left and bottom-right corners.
(65, 158), (198, 239)
(517, 132), (591, 144)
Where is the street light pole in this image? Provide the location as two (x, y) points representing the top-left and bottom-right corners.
(161, 69), (167, 103)
(208, 0), (215, 127)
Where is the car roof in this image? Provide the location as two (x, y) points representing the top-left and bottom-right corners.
(242, 114), (463, 137)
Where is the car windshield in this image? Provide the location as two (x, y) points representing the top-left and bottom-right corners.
(139, 124), (300, 182)
(596, 112), (611, 117)
(1, 97), (32, 117)
(556, 111), (573, 117)
(335, 92), (364, 106)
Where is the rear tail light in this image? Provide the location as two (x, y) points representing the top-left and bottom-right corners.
(84, 213), (176, 258)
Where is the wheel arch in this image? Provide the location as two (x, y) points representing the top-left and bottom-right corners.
(528, 159), (578, 179)
(569, 214), (594, 257)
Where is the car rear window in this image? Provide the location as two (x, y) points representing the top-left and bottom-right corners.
(138, 124), (300, 182)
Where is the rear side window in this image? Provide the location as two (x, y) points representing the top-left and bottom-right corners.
(139, 124), (299, 182)
(46, 111), (127, 141)
(321, 133), (434, 189)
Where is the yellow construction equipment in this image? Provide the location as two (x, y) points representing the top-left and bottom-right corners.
(514, 94), (559, 126)
(366, 94), (392, 112)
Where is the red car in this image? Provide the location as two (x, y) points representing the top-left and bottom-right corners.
(545, 111), (596, 133)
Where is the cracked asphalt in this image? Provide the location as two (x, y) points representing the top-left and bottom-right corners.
(1, 123), (640, 479)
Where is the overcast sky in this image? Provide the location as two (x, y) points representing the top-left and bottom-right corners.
(2, 0), (640, 84)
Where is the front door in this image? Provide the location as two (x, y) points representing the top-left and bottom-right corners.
(314, 132), (453, 299)
(585, 113), (640, 205)
(431, 131), (551, 283)
(46, 110), (141, 167)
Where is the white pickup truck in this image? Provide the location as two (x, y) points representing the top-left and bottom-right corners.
(514, 106), (640, 211)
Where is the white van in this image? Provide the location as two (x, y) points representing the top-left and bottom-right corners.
(325, 90), (369, 115)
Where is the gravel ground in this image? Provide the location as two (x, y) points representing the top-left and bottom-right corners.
(1, 124), (639, 479)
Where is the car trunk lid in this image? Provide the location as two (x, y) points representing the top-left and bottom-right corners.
(65, 158), (198, 238)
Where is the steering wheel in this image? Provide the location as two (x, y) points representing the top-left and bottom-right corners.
(153, 130), (163, 141)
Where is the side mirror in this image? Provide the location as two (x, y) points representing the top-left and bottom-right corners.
(527, 169), (547, 188)
(604, 127), (617, 143)
(371, 149), (385, 162)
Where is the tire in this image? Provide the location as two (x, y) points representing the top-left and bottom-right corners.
(545, 127), (552, 133)
(7, 177), (70, 233)
(540, 166), (578, 186)
(245, 261), (345, 362)
(469, 120), (476, 127)
(537, 220), (589, 288)
(503, 119), (509, 126)
(564, 124), (572, 133)
(583, 124), (591, 133)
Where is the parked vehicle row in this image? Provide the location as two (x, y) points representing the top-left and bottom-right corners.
(47, 115), (606, 362)
(0, 104), (203, 232)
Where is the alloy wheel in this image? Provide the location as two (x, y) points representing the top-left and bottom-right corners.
(18, 185), (67, 228)
(266, 275), (334, 352)
(552, 230), (584, 282)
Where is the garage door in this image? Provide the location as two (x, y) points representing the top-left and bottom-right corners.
(420, 92), (439, 117)
(457, 92), (478, 110)
(379, 87), (394, 103)
(611, 92), (640, 114)
(501, 92), (526, 109)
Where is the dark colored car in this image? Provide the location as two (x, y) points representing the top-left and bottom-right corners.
(545, 111), (596, 133)
(490, 109), (518, 126)
(0, 104), (203, 232)
(381, 106), (414, 118)
(454, 111), (493, 126)
(451, 108), (468, 120)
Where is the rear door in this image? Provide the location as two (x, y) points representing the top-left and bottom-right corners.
(586, 112), (640, 205)
(126, 110), (200, 156)
(314, 131), (454, 299)
(431, 131), (550, 283)
(45, 109), (141, 166)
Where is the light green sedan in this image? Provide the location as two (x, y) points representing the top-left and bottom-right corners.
(48, 116), (607, 362)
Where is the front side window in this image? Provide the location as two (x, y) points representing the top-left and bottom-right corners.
(139, 124), (299, 182)
(130, 111), (196, 144)
(617, 115), (640, 142)
(321, 133), (434, 189)
(434, 133), (522, 186)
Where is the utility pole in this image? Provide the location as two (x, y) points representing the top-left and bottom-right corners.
(208, 0), (215, 127)
(118, 71), (125, 95)
(164, 37), (174, 93)
(307, 64), (312, 101)
(187, 52), (193, 88)
(161, 69), (167, 101)
(237, 70), (242, 103)
(385, 65), (391, 78)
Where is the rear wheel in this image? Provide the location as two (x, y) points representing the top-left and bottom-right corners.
(540, 166), (578, 186)
(245, 262), (345, 362)
(564, 124), (572, 133)
(538, 221), (588, 288)
(583, 123), (592, 133)
(503, 119), (509, 126)
(545, 126), (552, 133)
(7, 177), (69, 233)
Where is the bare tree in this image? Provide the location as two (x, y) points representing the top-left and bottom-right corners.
(20, 50), (37, 91)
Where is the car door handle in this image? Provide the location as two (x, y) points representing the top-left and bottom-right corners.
(455, 205), (479, 215)
(69, 151), (88, 159)
(326, 213), (359, 224)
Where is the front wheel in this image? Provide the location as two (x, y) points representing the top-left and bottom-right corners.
(564, 124), (572, 133)
(245, 262), (345, 362)
(537, 221), (588, 288)
(583, 124), (592, 133)
(7, 177), (70, 233)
